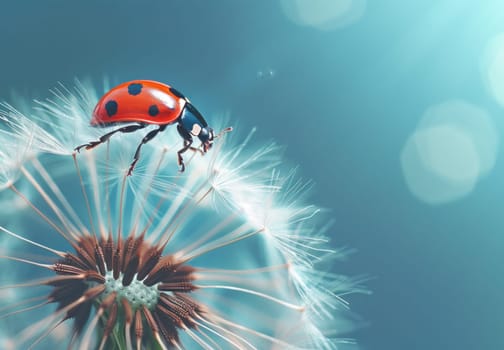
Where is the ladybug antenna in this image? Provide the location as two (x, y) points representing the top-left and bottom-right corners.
(214, 127), (233, 139)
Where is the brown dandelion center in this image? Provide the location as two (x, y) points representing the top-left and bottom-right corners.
(49, 233), (201, 348)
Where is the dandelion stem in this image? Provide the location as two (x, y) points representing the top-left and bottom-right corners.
(142, 307), (168, 350)
(122, 298), (133, 350)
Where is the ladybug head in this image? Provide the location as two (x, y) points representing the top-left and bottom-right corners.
(199, 127), (214, 152)
(180, 103), (214, 152)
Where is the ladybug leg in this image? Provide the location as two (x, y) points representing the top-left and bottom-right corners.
(189, 146), (204, 156)
(177, 139), (193, 173)
(127, 125), (167, 176)
(75, 124), (146, 152)
(176, 124), (193, 172)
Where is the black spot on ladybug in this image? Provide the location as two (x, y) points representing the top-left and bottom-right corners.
(128, 83), (143, 96)
(105, 100), (118, 117)
(169, 87), (185, 99)
(148, 104), (159, 117)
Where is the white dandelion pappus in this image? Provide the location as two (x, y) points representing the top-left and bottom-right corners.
(0, 81), (361, 349)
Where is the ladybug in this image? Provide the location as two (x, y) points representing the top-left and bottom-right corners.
(75, 80), (231, 175)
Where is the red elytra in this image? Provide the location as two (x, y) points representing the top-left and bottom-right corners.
(91, 80), (186, 126)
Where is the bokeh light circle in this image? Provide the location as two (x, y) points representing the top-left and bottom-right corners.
(280, 0), (366, 30)
(401, 100), (499, 205)
(482, 33), (504, 107)
(418, 100), (499, 176)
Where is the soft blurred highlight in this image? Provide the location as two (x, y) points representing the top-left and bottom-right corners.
(482, 33), (504, 107)
(401, 100), (498, 204)
(280, 0), (366, 30)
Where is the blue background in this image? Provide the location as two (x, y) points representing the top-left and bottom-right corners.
(1, 1), (503, 349)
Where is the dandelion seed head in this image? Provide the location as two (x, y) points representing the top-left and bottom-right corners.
(0, 80), (362, 349)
